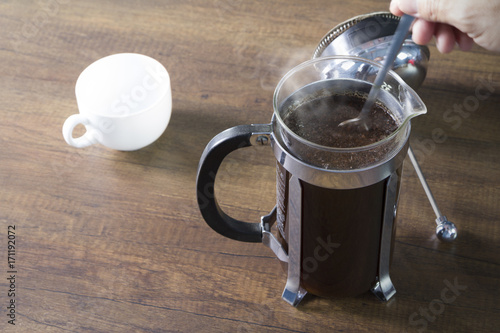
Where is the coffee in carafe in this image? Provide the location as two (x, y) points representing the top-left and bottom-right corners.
(274, 78), (403, 298)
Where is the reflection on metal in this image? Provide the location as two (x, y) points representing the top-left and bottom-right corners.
(372, 171), (398, 301)
(281, 176), (307, 306)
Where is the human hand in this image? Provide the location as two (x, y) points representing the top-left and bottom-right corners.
(390, 0), (500, 53)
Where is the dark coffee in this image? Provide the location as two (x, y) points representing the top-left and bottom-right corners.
(282, 92), (398, 148)
(278, 85), (400, 170)
(275, 85), (402, 298)
(276, 163), (401, 298)
(299, 174), (392, 297)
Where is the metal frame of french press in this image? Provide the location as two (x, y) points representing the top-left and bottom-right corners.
(261, 118), (408, 306)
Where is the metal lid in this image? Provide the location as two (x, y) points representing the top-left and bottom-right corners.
(313, 12), (430, 89)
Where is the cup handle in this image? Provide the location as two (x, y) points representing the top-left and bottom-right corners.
(196, 123), (272, 242)
(62, 114), (100, 148)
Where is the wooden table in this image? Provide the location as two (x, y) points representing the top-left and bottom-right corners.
(1, 1), (499, 332)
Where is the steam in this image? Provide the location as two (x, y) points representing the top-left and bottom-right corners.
(215, 0), (315, 92)
(234, 45), (314, 92)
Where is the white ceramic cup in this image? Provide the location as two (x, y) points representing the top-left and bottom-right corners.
(62, 53), (172, 151)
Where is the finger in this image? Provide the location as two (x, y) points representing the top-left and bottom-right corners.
(435, 23), (456, 53)
(411, 18), (435, 45)
(454, 29), (474, 51)
(389, 0), (405, 16)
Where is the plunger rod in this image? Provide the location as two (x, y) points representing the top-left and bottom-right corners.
(407, 146), (442, 219)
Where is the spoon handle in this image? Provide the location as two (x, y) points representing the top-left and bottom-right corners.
(373, 14), (415, 88)
(357, 15), (415, 121)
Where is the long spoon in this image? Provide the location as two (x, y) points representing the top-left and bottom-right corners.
(339, 14), (415, 129)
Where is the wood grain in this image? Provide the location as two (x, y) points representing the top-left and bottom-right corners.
(1, 0), (499, 332)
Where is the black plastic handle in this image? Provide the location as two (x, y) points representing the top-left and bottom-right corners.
(196, 123), (272, 242)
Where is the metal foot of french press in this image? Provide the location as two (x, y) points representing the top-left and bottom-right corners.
(281, 176), (308, 306)
(408, 146), (458, 242)
(261, 176), (307, 307)
(371, 170), (398, 301)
